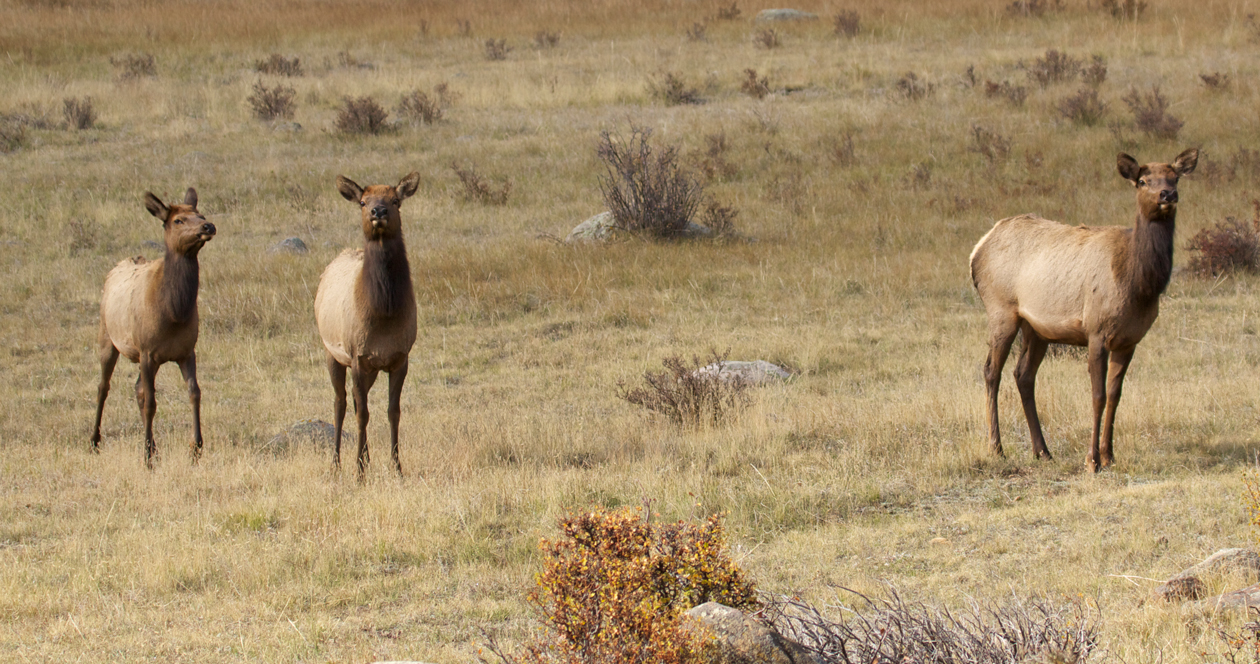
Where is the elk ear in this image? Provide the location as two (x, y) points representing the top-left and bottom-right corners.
(143, 192), (169, 220)
(396, 171), (420, 202)
(336, 175), (364, 203)
(1117, 153), (1141, 184)
(183, 187), (198, 208)
(1173, 148), (1199, 176)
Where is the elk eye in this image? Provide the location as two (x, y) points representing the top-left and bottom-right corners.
(359, 200), (366, 207)
(1137, 179), (1146, 187)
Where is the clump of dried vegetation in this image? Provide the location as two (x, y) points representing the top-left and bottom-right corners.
(1122, 85), (1183, 139)
(1185, 202), (1260, 277)
(740, 68), (771, 99)
(494, 508), (758, 664)
(253, 54), (303, 77)
(0, 119), (26, 153)
(1101, 0), (1146, 19)
(968, 125), (1012, 165)
(617, 350), (750, 427)
(484, 38), (511, 60)
(696, 131), (738, 181)
(397, 82), (457, 124)
(62, 97), (96, 130)
(534, 30), (560, 48)
(1057, 87), (1107, 125)
(833, 10), (860, 37)
(450, 162), (512, 206)
(1026, 49), (1081, 88)
(753, 28), (780, 49)
(247, 81), (296, 121)
(110, 52), (157, 80)
(685, 22), (708, 41)
(1200, 72), (1230, 91)
(984, 80), (1028, 106)
(334, 96), (389, 134)
(648, 72), (702, 106)
(714, 2), (740, 20)
(1082, 55), (1107, 87)
(597, 125), (713, 239)
(1006, 0), (1064, 17)
(895, 72), (934, 100)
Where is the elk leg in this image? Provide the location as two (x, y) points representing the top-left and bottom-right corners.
(327, 353), (347, 471)
(983, 317), (1019, 456)
(177, 352), (203, 463)
(1012, 325), (1052, 460)
(1086, 340), (1110, 473)
(1100, 348), (1134, 469)
(91, 342), (120, 452)
(386, 362), (408, 476)
(351, 367), (379, 482)
(137, 356), (160, 470)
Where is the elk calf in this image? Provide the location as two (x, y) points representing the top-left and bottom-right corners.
(970, 148), (1198, 471)
(91, 188), (216, 468)
(315, 172), (420, 480)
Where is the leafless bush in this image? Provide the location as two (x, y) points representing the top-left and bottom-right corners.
(616, 350), (750, 427)
(336, 51), (373, 70)
(1201, 72), (1231, 91)
(649, 72), (703, 106)
(1006, 0), (1064, 16)
(484, 38), (511, 61)
(740, 69), (771, 99)
(700, 201), (739, 236)
(334, 96), (389, 134)
(763, 589), (1100, 664)
(1026, 49), (1081, 88)
(247, 81), (297, 121)
(685, 22), (708, 41)
(450, 162), (511, 205)
(754, 28), (781, 49)
(834, 10), (860, 37)
(397, 83), (457, 125)
(697, 131), (738, 181)
(253, 54), (303, 77)
(534, 30), (560, 48)
(0, 119), (25, 153)
(715, 2), (741, 20)
(62, 97), (96, 130)
(826, 132), (856, 167)
(110, 52), (156, 80)
(1101, 0), (1146, 19)
(895, 72), (934, 101)
(1185, 203), (1260, 277)
(1122, 85), (1183, 139)
(597, 125), (705, 238)
(2, 103), (56, 130)
(1057, 87), (1107, 125)
(984, 80), (1028, 106)
(1082, 55), (1107, 87)
(968, 125), (1012, 165)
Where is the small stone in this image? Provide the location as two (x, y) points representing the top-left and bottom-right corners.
(755, 8), (819, 21)
(565, 211), (618, 243)
(270, 237), (309, 255)
(272, 121), (303, 133)
(685, 602), (819, 664)
(695, 360), (793, 385)
(264, 419), (352, 454)
(1197, 583), (1260, 612)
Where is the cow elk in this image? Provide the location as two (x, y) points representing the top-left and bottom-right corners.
(969, 148), (1198, 471)
(315, 172), (420, 480)
(91, 188), (216, 468)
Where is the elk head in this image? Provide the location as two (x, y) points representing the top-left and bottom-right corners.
(144, 188), (216, 255)
(336, 172), (421, 241)
(1117, 148), (1198, 221)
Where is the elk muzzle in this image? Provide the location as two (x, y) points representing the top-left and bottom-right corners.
(1159, 189), (1178, 204)
(370, 205), (389, 229)
(198, 222), (216, 240)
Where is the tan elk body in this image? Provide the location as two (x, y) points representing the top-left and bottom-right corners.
(91, 188), (216, 468)
(969, 148), (1198, 471)
(315, 172), (420, 479)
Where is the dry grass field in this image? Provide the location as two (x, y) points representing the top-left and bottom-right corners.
(4, 0), (1260, 660)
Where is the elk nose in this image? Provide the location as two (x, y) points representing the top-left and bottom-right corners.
(371, 205), (389, 220)
(1160, 190), (1178, 203)
(200, 222), (216, 236)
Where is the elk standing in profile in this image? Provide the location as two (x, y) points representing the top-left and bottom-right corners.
(315, 172), (420, 480)
(91, 188), (217, 468)
(969, 148), (1198, 471)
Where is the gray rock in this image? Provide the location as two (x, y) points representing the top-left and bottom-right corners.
(696, 360), (793, 385)
(272, 121), (303, 133)
(755, 8), (819, 21)
(264, 419), (352, 454)
(685, 602), (818, 664)
(1155, 548), (1260, 604)
(270, 237), (309, 254)
(565, 211), (715, 243)
(1196, 583), (1260, 612)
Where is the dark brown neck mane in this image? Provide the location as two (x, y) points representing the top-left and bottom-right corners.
(159, 248), (200, 324)
(358, 236), (413, 318)
(1124, 208), (1175, 305)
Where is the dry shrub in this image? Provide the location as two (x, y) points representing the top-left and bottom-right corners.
(740, 68), (771, 99)
(253, 54), (303, 77)
(697, 131), (738, 181)
(1122, 85), (1183, 139)
(62, 97), (96, 130)
(484, 38), (511, 61)
(1006, 0), (1064, 16)
(1101, 0), (1146, 19)
(649, 72), (703, 106)
(397, 83), (457, 124)
(895, 72), (934, 101)
(1185, 203), (1260, 277)
(335, 51), (373, 70)
(685, 22), (708, 41)
(826, 131), (857, 167)
(597, 125), (705, 239)
(450, 162), (511, 206)
(753, 28), (780, 49)
(617, 350), (750, 427)
(0, 119), (24, 153)
(1201, 72), (1230, 91)
(700, 200), (739, 236)
(715, 2), (741, 20)
(968, 125), (1012, 165)
(247, 81), (296, 121)
(534, 30), (560, 48)
(67, 218), (98, 255)
(110, 52), (156, 80)
(834, 10), (860, 37)
(984, 80), (1027, 107)
(1026, 49), (1080, 88)
(1057, 87), (1107, 125)
(1082, 55), (1107, 87)
(508, 508), (758, 664)
(334, 96), (389, 134)
(764, 590), (1100, 664)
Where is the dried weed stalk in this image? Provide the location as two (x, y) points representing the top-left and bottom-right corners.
(253, 54), (303, 77)
(740, 69), (771, 99)
(617, 350), (750, 427)
(62, 97), (96, 130)
(649, 72), (703, 106)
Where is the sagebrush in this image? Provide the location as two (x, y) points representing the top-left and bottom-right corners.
(246, 81), (296, 121)
(335, 96), (389, 134)
(617, 350), (750, 427)
(597, 125), (704, 238)
(1185, 203), (1260, 277)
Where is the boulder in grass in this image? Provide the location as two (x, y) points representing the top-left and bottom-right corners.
(269, 237), (309, 254)
(696, 360), (792, 385)
(755, 9), (819, 21)
(566, 211), (715, 243)
(685, 602), (819, 664)
(1154, 548), (1260, 604)
(264, 419), (352, 454)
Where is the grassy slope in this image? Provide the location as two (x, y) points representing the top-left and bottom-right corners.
(3, 0), (1260, 661)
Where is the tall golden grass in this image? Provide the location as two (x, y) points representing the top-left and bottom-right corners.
(3, 0), (1260, 660)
